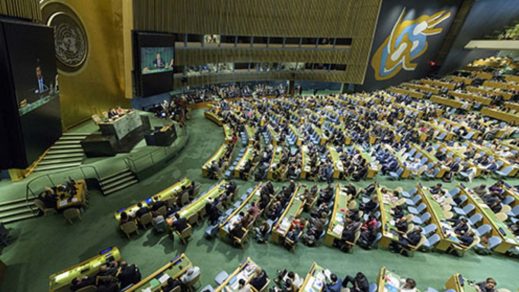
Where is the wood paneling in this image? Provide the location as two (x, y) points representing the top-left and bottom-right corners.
(133, 0), (382, 84)
(0, 0), (41, 21)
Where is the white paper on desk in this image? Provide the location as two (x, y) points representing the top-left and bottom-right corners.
(323, 269), (331, 279)
(58, 201), (66, 207)
(333, 225), (343, 235)
(142, 288), (152, 292)
(158, 274), (171, 283)
(312, 278), (324, 290)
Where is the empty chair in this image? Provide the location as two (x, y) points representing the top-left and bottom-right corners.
(508, 205), (519, 217)
(468, 213), (483, 226)
(475, 224), (492, 237)
(453, 204), (475, 217)
(369, 283), (377, 292)
(389, 167), (404, 179)
(405, 195), (422, 207)
(214, 271), (229, 285)
(495, 166), (516, 177)
(423, 234), (441, 250)
(176, 224), (193, 244)
(449, 188), (460, 197)
(180, 192), (190, 205)
(412, 212), (431, 225)
(63, 208), (81, 224)
(188, 213), (199, 225)
(120, 221), (139, 239)
(502, 196), (514, 206)
(457, 195), (468, 205)
(463, 132), (474, 140)
(408, 203), (427, 215)
(488, 236), (503, 250)
(422, 224), (438, 237)
(138, 212), (153, 229)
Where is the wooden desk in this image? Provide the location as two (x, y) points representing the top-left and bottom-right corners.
(412, 144), (448, 178)
(271, 186), (305, 243)
(467, 86), (513, 100)
(300, 262), (327, 291)
(460, 186), (519, 254)
(376, 188), (399, 248)
(214, 258), (259, 292)
(126, 254), (192, 292)
(327, 146), (343, 179)
(205, 111), (223, 126)
(168, 180), (228, 225)
(481, 107), (519, 125)
(431, 95), (469, 110)
(445, 274), (479, 292)
(324, 185), (349, 246)
(450, 91), (492, 105)
(114, 177), (191, 221)
(98, 110), (142, 140)
(417, 186), (466, 253)
(234, 146), (255, 177)
(300, 145), (310, 179)
(267, 146), (284, 180)
(422, 79), (456, 90)
(376, 266), (402, 292)
(49, 247), (121, 292)
(202, 144), (234, 176)
(354, 145), (379, 178)
(384, 145), (410, 178)
(56, 180), (88, 211)
(389, 87), (425, 99)
(218, 183), (263, 240)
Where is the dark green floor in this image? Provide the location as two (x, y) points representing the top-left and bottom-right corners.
(1, 110), (518, 291)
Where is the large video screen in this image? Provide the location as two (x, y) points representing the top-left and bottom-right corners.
(134, 32), (175, 97)
(140, 47), (174, 75)
(0, 20), (61, 168)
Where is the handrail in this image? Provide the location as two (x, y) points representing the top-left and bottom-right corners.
(25, 164), (101, 205)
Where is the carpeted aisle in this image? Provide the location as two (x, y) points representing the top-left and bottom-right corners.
(1, 110), (518, 291)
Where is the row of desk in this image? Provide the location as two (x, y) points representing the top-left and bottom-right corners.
(416, 186), (468, 254)
(480, 107), (519, 125)
(49, 247), (122, 292)
(218, 183), (264, 240)
(202, 143), (235, 177)
(114, 177), (192, 221)
(271, 185), (305, 243)
(324, 185), (350, 246)
(171, 180), (229, 226)
(459, 186), (519, 254)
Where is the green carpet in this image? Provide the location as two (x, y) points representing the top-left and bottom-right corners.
(1, 110), (518, 291)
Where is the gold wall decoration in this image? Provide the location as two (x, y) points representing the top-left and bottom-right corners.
(40, 0), (129, 129)
(371, 8), (451, 81)
(133, 0), (382, 85)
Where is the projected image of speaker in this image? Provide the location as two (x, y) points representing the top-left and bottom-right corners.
(134, 32), (175, 97)
(0, 19), (62, 169)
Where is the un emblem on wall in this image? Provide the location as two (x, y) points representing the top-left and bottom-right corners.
(41, 2), (88, 73)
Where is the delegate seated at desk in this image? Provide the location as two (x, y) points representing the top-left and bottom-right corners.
(38, 187), (57, 209)
(249, 268), (268, 291)
(172, 213), (188, 232)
